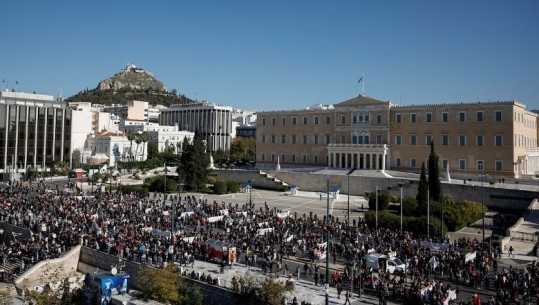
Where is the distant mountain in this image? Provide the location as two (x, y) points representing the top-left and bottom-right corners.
(66, 64), (195, 107)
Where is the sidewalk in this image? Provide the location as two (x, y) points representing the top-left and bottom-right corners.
(182, 258), (396, 305)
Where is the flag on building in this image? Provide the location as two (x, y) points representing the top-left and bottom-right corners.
(358, 75), (364, 84)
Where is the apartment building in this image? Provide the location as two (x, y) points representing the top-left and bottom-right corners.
(256, 95), (539, 178)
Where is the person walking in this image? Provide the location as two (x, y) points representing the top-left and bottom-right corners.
(508, 245), (515, 258)
(344, 290), (352, 305)
(336, 283), (342, 299)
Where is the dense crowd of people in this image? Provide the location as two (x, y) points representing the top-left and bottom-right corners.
(1, 179), (539, 305)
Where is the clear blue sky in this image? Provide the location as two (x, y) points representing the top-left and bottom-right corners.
(2, 0), (538, 111)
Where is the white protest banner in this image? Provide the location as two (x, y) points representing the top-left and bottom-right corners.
(219, 209), (229, 216)
(277, 211), (290, 219)
(207, 216), (224, 223)
(257, 228), (274, 236)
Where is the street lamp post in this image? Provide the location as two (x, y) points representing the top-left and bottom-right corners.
(478, 174), (489, 242)
(325, 179), (330, 305)
(427, 189), (430, 240)
(163, 163), (167, 206)
(399, 183), (403, 234)
(346, 168), (355, 228)
(375, 186), (379, 232)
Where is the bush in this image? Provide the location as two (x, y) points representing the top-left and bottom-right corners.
(213, 180), (227, 194)
(368, 190), (390, 211)
(118, 185), (149, 198)
(226, 181), (240, 193)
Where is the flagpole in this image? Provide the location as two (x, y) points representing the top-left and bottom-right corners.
(362, 74), (364, 96)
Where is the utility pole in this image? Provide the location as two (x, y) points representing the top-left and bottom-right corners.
(478, 174), (489, 242)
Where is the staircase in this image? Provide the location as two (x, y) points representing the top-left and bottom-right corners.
(256, 170), (290, 190)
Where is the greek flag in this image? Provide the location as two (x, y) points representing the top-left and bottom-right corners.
(358, 76), (364, 84)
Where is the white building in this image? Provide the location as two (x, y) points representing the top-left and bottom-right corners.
(119, 120), (194, 154)
(159, 102), (233, 152)
(69, 102), (120, 166)
(84, 131), (147, 166)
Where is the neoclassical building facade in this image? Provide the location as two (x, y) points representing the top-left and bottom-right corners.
(256, 95), (539, 178)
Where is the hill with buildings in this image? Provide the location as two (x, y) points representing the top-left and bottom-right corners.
(66, 64), (195, 107)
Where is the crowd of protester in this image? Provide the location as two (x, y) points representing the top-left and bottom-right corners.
(1, 179), (539, 305)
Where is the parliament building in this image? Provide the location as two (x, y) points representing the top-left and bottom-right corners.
(256, 95), (539, 178)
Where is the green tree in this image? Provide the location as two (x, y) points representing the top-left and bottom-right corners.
(417, 162), (429, 211)
(140, 131), (149, 161)
(230, 137), (256, 163)
(147, 143), (160, 160)
(137, 264), (183, 304)
(177, 130), (210, 191)
(428, 141), (441, 201)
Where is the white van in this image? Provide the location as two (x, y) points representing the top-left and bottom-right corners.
(364, 253), (406, 275)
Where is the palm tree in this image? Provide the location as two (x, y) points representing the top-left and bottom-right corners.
(127, 131), (136, 161)
(134, 133), (142, 161)
(140, 131), (149, 161)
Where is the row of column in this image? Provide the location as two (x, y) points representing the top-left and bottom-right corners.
(328, 152), (386, 170)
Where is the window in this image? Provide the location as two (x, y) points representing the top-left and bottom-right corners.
(353, 116), (358, 124)
(281, 135), (286, 144)
(459, 135), (466, 146)
(262, 118), (266, 126)
(495, 160), (503, 171)
(292, 117), (297, 125)
(292, 154), (296, 162)
(302, 155), (307, 163)
(302, 135), (307, 144)
(314, 155), (319, 163)
(364, 135), (370, 144)
(314, 117), (319, 125)
(477, 160), (484, 170)
(425, 135), (432, 145)
(410, 135), (417, 145)
(271, 154), (275, 162)
(396, 158), (401, 167)
(396, 113), (402, 123)
(459, 159), (466, 169)
(261, 154), (265, 161)
(377, 114), (382, 124)
(282, 117), (286, 125)
(281, 154), (285, 162)
(303, 117), (308, 124)
(411, 113), (416, 123)
(341, 135), (346, 143)
(495, 135), (503, 146)
(476, 135), (484, 146)
(271, 135), (276, 144)
(352, 135), (358, 144)
(442, 159), (448, 169)
(396, 135), (402, 145)
(292, 135), (296, 144)
(411, 158), (417, 168)
(325, 134), (331, 144)
(477, 111), (483, 122)
(261, 135), (266, 143)
(426, 112), (432, 122)
(314, 135), (319, 144)
(442, 135), (449, 145)
(442, 112), (448, 122)
(271, 117), (276, 125)
(459, 112), (466, 122)
(376, 135), (382, 144)
(326, 116), (331, 124)
(495, 111), (502, 122)
(341, 115), (346, 124)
